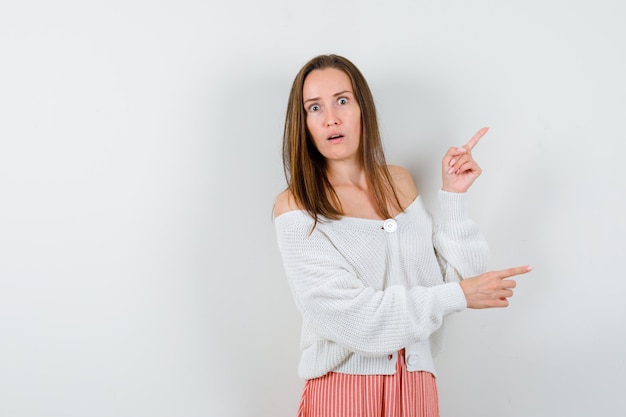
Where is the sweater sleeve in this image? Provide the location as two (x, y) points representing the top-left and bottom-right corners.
(274, 212), (467, 357)
(433, 190), (490, 283)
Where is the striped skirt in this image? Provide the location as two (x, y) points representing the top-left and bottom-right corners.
(297, 350), (439, 417)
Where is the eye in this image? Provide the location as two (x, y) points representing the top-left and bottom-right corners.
(337, 97), (348, 105)
(308, 104), (321, 112)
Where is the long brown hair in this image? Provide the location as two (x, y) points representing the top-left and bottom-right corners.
(282, 54), (402, 227)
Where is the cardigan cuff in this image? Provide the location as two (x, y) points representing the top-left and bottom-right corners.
(438, 189), (470, 224)
(431, 282), (467, 315)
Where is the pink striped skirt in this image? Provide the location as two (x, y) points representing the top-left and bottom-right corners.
(297, 350), (439, 417)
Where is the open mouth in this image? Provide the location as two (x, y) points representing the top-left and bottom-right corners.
(328, 134), (344, 141)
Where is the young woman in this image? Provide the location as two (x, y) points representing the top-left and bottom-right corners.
(273, 54), (531, 417)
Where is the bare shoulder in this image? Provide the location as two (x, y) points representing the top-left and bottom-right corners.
(387, 165), (419, 206)
(273, 189), (303, 218)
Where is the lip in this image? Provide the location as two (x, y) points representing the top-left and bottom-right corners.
(327, 132), (344, 141)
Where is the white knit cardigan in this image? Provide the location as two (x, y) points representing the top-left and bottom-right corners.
(274, 190), (489, 379)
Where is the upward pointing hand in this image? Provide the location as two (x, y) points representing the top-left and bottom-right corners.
(441, 127), (488, 193)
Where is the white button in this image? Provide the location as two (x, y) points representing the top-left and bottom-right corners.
(407, 354), (418, 366)
(383, 219), (397, 233)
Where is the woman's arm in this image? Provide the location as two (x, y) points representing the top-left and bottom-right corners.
(433, 190), (490, 281)
(434, 127), (532, 305)
(433, 128), (491, 281)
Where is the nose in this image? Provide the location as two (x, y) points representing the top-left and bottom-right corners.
(325, 109), (339, 126)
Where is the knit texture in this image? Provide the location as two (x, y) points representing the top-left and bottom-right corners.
(274, 190), (489, 379)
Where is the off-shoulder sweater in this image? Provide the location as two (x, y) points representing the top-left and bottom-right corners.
(274, 190), (489, 379)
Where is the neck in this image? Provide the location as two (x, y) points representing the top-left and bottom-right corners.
(325, 159), (367, 188)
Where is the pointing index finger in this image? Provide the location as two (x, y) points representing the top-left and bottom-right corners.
(496, 265), (533, 279)
(465, 127), (489, 150)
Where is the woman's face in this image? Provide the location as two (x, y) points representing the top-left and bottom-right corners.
(302, 68), (362, 163)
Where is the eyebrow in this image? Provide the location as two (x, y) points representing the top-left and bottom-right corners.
(303, 90), (353, 105)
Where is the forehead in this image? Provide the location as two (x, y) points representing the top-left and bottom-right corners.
(302, 68), (354, 100)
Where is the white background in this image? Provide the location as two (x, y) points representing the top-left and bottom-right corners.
(1, 1), (625, 416)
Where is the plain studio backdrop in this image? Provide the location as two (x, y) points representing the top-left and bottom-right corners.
(1, 1), (624, 416)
